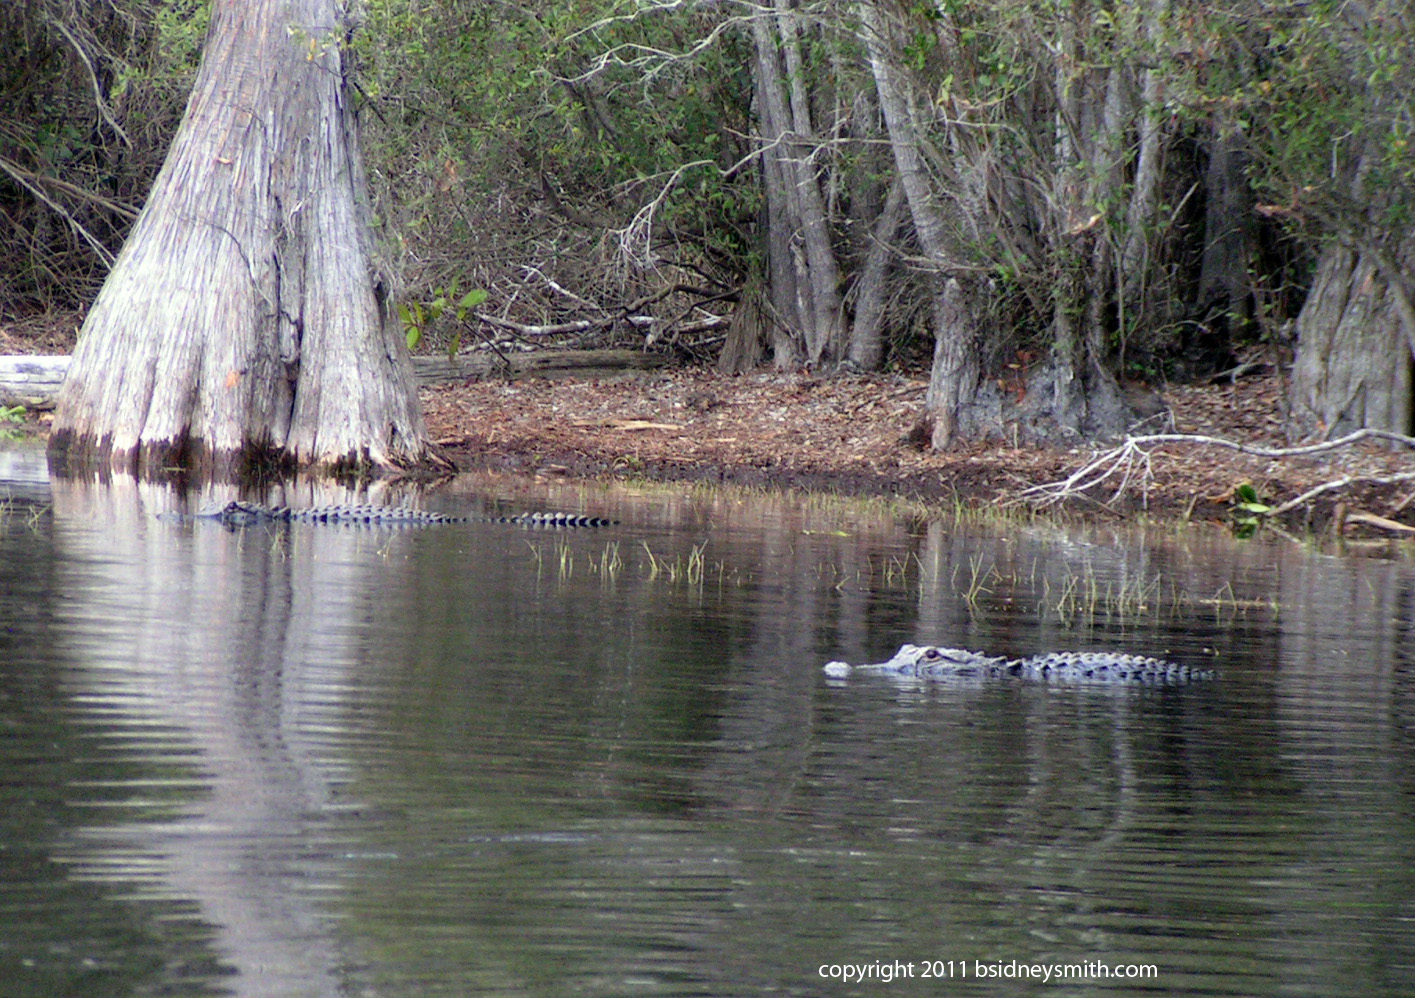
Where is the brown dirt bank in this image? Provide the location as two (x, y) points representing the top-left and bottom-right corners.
(421, 363), (1414, 536)
(6, 312), (1410, 534)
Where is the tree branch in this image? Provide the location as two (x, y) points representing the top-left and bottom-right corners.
(0, 154), (119, 266)
(1020, 429), (1415, 509)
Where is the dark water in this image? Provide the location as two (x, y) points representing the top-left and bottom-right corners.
(2, 446), (1413, 997)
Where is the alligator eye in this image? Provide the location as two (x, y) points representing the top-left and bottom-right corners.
(922, 648), (942, 660)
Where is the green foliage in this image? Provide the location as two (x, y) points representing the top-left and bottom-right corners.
(401, 285), (488, 358)
(0, 404), (25, 441)
(1164, 1), (1415, 239)
(1229, 483), (1274, 539)
(355, 0), (762, 302)
(0, 0), (209, 311)
(150, 1), (210, 74)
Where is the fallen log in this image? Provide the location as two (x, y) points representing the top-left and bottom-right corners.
(0, 355), (70, 410)
(409, 348), (671, 385)
(0, 349), (672, 410)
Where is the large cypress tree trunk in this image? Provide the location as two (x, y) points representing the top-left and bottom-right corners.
(49, 0), (443, 478)
(1289, 244), (1415, 437)
(1277, 8), (1415, 440)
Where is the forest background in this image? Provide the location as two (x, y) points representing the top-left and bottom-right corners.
(1, 0), (1412, 458)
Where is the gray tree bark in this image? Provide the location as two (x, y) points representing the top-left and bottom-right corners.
(1290, 244), (1415, 437)
(846, 176), (905, 371)
(48, 0), (443, 478)
(750, 5), (845, 368)
(859, 0), (980, 447)
(1197, 129), (1256, 338)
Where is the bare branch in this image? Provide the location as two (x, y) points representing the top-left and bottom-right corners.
(473, 313), (603, 337)
(1021, 429), (1415, 509)
(1268, 471), (1415, 517)
(560, 1), (768, 86)
(609, 159), (719, 272)
(0, 153), (118, 267)
(48, 17), (130, 148)
(520, 265), (598, 310)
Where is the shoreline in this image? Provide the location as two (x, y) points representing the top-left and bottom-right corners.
(5, 324), (1411, 537)
(421, 365), (1414, 537)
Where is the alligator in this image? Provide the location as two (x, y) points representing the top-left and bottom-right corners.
(823, 644), (1212, 684)
(166, 499), (615, 529)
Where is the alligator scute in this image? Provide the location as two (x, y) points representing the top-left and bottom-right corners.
(825, 643), (1213, 685)
(164, 499), (615, 529)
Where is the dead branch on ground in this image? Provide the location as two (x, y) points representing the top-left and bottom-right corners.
(1020, 429), (1415, 513)
(453, 281), (733, 357)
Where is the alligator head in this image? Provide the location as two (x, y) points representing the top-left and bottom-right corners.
(823, 644), (1010, 680)
(194, 500), (268, 526)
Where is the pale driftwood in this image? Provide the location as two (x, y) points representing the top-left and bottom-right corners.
(1021, 429), (1415, 513)
(1, 355), (70, 410)
(1336, 506), (1415, 535)
(1266, 469), (1415, 516)
(473, 313), (603, 337)
(410, 348), (670, 385)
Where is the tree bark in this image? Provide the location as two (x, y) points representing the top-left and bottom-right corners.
(1283, 5), (1415, 441)
(859, 0), (980, 447)
(1197, 127), (1256, 341)
(1290, 244), (1415, 438)
(846, 175), (905, 371)
(48, 0), (442, 479)
(750, 6), (845, 368)
(751, 57), (804, 373)
(773, 0), (846, 364)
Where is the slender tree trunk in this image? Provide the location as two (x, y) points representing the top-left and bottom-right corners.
(1117, 39), (1172, 365)
(774, 0), (846, 363)
(751, 26), (804, 370)
(1041, 13), (1145, 440)
(846, 176), (906, 370)
(1120, 65), (1166, 292)
(859, 0), (980, 447)
(1197, 127), (1256, 339)
(750, 6), (845, 367)
(49, 0), (442, 478)
(1048, 9), (1090, 430)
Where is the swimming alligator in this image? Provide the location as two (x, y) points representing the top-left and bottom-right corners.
(823, 644), (1212, 684)
(167, 499), (615, 528)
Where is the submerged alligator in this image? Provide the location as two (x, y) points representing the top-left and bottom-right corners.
(166, 499), (615, 528)
(824, 644), (1212, 685)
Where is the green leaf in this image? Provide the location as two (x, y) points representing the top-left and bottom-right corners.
(455, 288), (488, 322)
